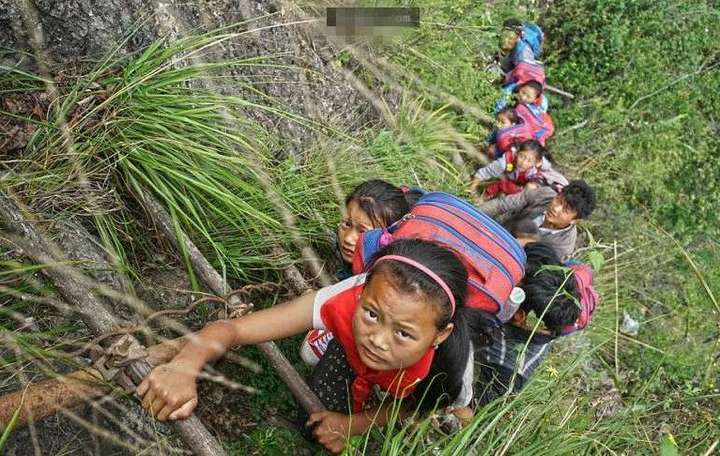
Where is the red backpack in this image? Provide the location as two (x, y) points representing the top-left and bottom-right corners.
(515, 103), (555, 145)
(352, 192), (526, 321)
(504, 60), (546, 87)
(494, 121), (535, 157)
(493, 104), (554, 158)
(558, 262), (599, 336)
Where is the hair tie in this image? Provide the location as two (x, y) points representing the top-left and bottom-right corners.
(372, 254), (456, 317)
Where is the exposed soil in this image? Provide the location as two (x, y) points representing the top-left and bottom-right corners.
(0, 92), (49, 162)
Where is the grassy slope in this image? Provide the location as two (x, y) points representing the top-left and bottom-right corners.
(540, 0), (720, 451)
(234, 0), (720, 453)
(386, 0), (720, 453)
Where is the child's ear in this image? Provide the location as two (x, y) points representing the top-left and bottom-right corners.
(433, 323), (454, 346)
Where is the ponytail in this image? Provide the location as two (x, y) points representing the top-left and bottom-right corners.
(347, 180), (410, 228)
(412, 308), (499, 411)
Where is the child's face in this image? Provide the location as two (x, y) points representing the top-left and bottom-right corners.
(499, 30), (519, 53)
(515, 149), (542, 172)
(517, 85), (540, 105)
(496, 112), (514, 129)
(543, 195), (578, 229)
(338, 200), (376, 264)
(352, 270), (453, 371)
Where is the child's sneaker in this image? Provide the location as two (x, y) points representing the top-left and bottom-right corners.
(299, 329), (335, 366)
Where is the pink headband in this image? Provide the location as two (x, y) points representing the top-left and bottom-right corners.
(373, 254), (456, 316)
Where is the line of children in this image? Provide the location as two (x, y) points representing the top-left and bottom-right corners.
(136, 18), (599, 454)
(455, 17), (599, 411)
(494, 19), (548, 113)
(137, 176), (596, 453)
(305, 179), (596, 441)
(483, 18), (556, 204)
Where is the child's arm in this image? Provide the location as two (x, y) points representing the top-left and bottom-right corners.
(137, 291), (317, 421)
(473, 156), (507, 182)
(476, 185), (532, 218)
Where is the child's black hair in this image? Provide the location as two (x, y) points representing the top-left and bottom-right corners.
(520, 80), (544, 96)
(399, 185), (424, 208)
(368, 238), (499, 412)
(503, 18), (523, 31)
(520, 242), (580, 333)
(560, 180), (595, 219)
(497, 107), (520, 124)
(504, 216), (540, 241)
(346, 180), (411, 227)
(517, 139), (553, 163)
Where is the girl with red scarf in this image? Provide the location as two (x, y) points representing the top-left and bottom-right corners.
(137, 239), (496, 454)
(471, 140), (567, 201)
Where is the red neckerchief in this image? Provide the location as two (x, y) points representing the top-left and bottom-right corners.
(320, 282), (435, 413)
(515, 169), (531, 184)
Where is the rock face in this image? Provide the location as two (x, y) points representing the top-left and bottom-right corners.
(1, 0), (375, 154)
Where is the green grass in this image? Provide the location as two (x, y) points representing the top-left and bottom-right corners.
(2, 1), (719, 454)
(314, 0), (720, 453)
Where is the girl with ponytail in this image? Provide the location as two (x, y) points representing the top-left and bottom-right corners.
(137, 239), (495, 454)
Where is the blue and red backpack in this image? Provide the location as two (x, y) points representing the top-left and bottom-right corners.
(511, 22), (544, 62)
(504, 60), (546, 88)
(493, 120), (535, 158)
(515, 103), (555, 145)
(491, 104), (554, 159)
(352, 192), (526, 321)
(495, 61), (547, 114)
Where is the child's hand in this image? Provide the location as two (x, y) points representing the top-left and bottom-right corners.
(467, 177), (481, 193)
(307, 411), (351, 454)
(447, 406), (474, 427)
(470, 190), (490, 206)
(136, 360), (199, 421)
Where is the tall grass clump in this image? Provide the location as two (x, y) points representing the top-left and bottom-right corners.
(3, 30), (366, 282)
(4, 23), (475, 284)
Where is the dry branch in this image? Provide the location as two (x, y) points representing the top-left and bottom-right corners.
(545, 84), (575, 100)
(138, 189), (326, 414)
(0, 192), (227, 456)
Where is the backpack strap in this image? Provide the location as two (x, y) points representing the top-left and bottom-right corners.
(351, 228), (394, 275)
